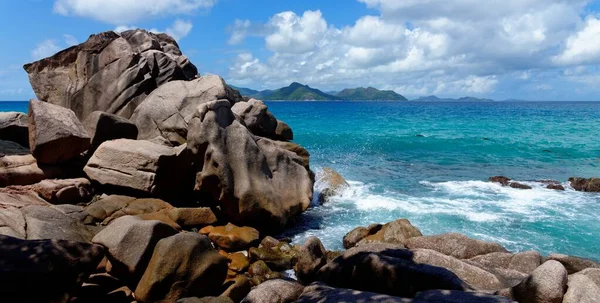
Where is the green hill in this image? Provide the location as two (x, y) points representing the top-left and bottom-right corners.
(265, 82), (340, 100)
(336, 87), (407, 100)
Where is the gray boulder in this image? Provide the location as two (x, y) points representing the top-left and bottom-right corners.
(405, 233), (508, 259)
(84, 139), (192, 199)
(563, 273), (600, 303)
(469, 251), (541, 275)
(0, 112), (29, 147)
(547, 253), (600, 274)
(28, 99), (90, 164)
(241, 279), (304, 303)
(508, 260), (567, 303)
(0, 140), (30, 156)
(132, 75), (242, 144)
(135, 232), (228, 303)
(186, 100), (313, 230)
(83, 111), (138, 150)
(92, 216), (178, 281)
(23, 29), (197, 121)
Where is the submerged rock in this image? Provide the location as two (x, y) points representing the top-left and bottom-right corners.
(317, 167), (349, 203)
(569, 177), (600, 192)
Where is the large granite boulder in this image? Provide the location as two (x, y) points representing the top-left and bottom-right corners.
(186, 100), (313, 230)
(23, 29), (197, 121)
(2, 178), (93, 205)
(0, 235), (104, 303)
(84, 139), (192, 199)
(166, 207), (218, 228)
(135, 232), (229, 302)
(507, 260), (568, 303)
(405, 233), (508, 259)
(28, 99), (90, 164)
(0, 112), (29, 147)
(0, 154), (65, 186)
(230, 99), (278, 139)
(469, 251), (541, 275)
(83, 111), (138, 150)
(274, 120), (293, 141)
(241, 279), (304, 303)
(132, 75), (243, 144)
(92, 216), (178, 282)
(343, 224), (383, 249)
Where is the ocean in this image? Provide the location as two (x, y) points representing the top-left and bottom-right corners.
(3, 101), (600, 260)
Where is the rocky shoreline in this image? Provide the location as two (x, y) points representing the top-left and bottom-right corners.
(0, 29), (599, 303)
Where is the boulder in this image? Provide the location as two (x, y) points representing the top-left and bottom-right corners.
(28, 99), (90, 164)
(221, 276), (251, 303)
(21, 204), (96, 242)
(84, 139), (192, 199)
(469, 251), (541, 275)
(546, 184), (565, 191)
(509, 260), (567, 303)
(294, 236), (328, 284)
(317, 246), (467, 297)
(83, 111), (138, 150)
(562, 273), (600, 303)
(508, 182), (532, 190)
(0, 140), (30, 156)
(92, 216), (178, 281)
(208, 223), (260, 251)
(357, 218), (422, 247)
(569, 177), (600, 192)
(405, 233), (508, 259)
(295, 282), (408, 303)
(23, 30), (197, 121)
(0, 112), (29, 147)
(248, 242), (298, 271)
(274, 120), (293, 141)
(186, 100), (313, 230)
(84, 195), (173, 225)
(241, 279), (304, 303)
(132, 75), (242, 144)
(167, 207), (218, 228)
(231, 99), (278, 139)
(576, 268), (600, 286)
(2, 178), (93, 205)
(135, 232), (229, 302)
(0, 154), (67, 186)
(0, 235), (104, 303)
(489, 176), (511, 186)
(547, 253), (600, 274)
(343, 224), (383, 249)
(317, 167), (350, 203)
(228, 252), (250, 274)
(414, 290), (516, 302)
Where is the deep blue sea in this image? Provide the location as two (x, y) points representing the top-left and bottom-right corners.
(3, 101), (600, 260)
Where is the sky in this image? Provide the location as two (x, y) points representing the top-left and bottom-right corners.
(1, 0), (600, 101)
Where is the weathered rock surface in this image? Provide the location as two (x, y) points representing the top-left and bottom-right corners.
(135, 232), (229, 303)
(85, 195), (174, 225)
(569, 177), (600, 192)
(221, 276), (251, 303)
(508, 260), (567, 303)
(209, 223), (260, 251)
(92, 216), (178, 281)
(295, 236), (328, 285)
(0, 154), (67, 186)
(84, 111), (138, 150)
(317, 245), (467, 297)
(295, 282), (409, 303)
(317, 167), (349, 203)
(0, 235), (104, 303)
(241, 279), (304, 303)
(576, 268), (600, 286)
(488, 176), (532, 189)
(274, 120), (293, 141)
(357, 218), (423, 247)
(187, 100), (313, 230)
(84, 139), (191, 199)
(21, 204), (96, 242)
(167, 207), (218, 228)
(405, 233), (508, 259)
(547, 253), (600, 274)
(343, 224), (383, 249)
(2, 178), (92, 205)
(23, 29), (197, 121)
(231, 99), (278, 139)
(0, 112), (29, 147)
(28, 99), (90, 164)
(249, 243), (298, 271)
(469, 251), (541, 275)
(132, 75), (242, 144)
(562, 273), (600, 303)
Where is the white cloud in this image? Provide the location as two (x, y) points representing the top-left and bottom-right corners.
(554, 17), (600, 66)
(166, 19), (193, 40)
(32, 40), (61, 59)
(63, 34), (78, 46)
(342, 16), (404, 47)
(53, 0), (216, 25)
(265, 10), (329, 53)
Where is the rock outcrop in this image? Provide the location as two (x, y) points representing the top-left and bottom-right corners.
(569, 177), (600, 192)
(23, 29), (198, 121)
(230, 99), (278, 139)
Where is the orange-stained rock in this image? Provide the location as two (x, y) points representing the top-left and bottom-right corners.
(209, 223), (260, 251)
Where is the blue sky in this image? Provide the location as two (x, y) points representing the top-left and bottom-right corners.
(1, 0), (600, 101)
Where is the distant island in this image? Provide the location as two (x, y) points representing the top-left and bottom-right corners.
(231, 82), (407, 101)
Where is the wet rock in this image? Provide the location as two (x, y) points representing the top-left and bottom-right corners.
(28, 99), (90, 164)
(546, 184), (565, 191)
(357, 218), (422, 247)
(228, 252), (250, 274)
(0, 235), (104, 303)
(209, 223), (260, 251)
(562, 273), (600, 303)
(84, 139), (192, 199)
(92, 215), (178, 281)
(295, 282), (408, 303)
(405, 233), (508, 259)
(568, 177), (600, 192)
(508, 182), (532, 190)
(489, 176), (511, 186)
(294, 236), (328, 284)
(547, 253), (600, 274)
(83, 111), (138, 150)
(135, 232), (229, 303)
(249, 242), (298, 271)
(0, 112), (29, 147)
(317, 167), (350, 203)
(509, 260), (567, 303)
(186, 100), (313, 230)
(241, 279), (304, 303)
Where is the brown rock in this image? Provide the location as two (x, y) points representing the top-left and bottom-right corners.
(221, 276), (251, 303)
(489, 176), (511, 186)
(84, 195), (174, 225)
(228, 252), (250, 273)
(546, 184), (565, 191)
(294, 236), (328, 285)
(209, 223), (260, 251)
(241, 279), (304, 303)
(167, 207), (218, 228)
(547, 253), (600, 274)
(317, 167), (350, 203)
(28, 99), (90, 164)
(343, 224), (383, 249)
(358, 219), (422, 247)
(563, 273), (600, 303)
(509, 260), (568, 303)
(508, 182), (532, 190)
(248, 244), (297, 271)
(231, 99), (278, 139)
(2, 178), (93, 205)
(259, 236), (280, 249)
(405, 233), (508, 259)
(200, 225), (214, 235)
(137, 210), (181, 230)
(569, 177), (600, 192)
(274, 120), (293, 141)
(0, 154), (65, 187)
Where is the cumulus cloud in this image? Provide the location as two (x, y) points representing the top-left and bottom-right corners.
(63, 34), (78, 46)
(32, 40), (61, 60)
(114, 19), (193, 41)
(227, 0), (599, 98)
(53, 0), (216, 25)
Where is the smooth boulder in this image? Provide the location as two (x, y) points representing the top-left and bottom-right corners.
(208, 223), (260, 251)
(294, 236), (328, 284)
(405, 233), (508, 259)
(0, 154), (65, 186)
(28, 99), (90, 164)
(562, 273), (600, 303)
(508, 260), (567, 303)
(241, 279), (304, 303)
(357, 218), (422, 247)
(316, 167), (349, 203)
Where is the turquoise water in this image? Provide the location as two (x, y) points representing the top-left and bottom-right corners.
(3, 101), (600, 260)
